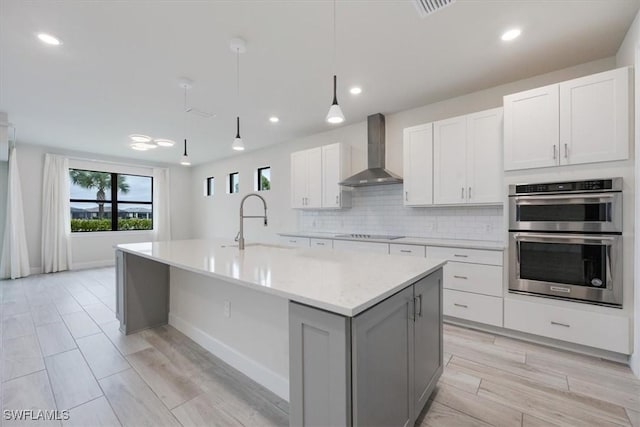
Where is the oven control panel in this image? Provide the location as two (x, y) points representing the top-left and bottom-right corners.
(511, 178), (622, 195)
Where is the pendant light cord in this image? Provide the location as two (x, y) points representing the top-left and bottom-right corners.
(332, 0), (336, 74)
(236, 47), (240, 114)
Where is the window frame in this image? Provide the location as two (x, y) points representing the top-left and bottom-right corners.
(229, 172), (239, 194)
(69, 168), (154, 232)
(205, 176), (215, 197)
(257, 166), (271, 191)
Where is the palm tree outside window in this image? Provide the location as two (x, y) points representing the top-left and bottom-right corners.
(69, 169), (153, 232)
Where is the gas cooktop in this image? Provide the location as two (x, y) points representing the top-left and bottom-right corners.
(334, 234), (405, 241)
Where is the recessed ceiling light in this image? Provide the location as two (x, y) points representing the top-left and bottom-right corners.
(129, 134), (152, 143)
(130, 143), (149, 151)
(37, 33), (62, 46)
(269, 116), (279, 123)
(155, 138), (175, 147)
(349, 87), (362, 95)
(501, 28), (522, 42)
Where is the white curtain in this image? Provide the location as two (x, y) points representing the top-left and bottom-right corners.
(41, 153), (72, 273)
(0, 146), (31, 279)
(152, 168), (171, 241)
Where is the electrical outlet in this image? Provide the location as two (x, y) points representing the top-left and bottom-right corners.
(223, 301), (231, 318)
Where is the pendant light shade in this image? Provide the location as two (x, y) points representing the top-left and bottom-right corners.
(180, 139), (191, 166)
(326, 75), (345, 124)
(232, 116), (245, 151)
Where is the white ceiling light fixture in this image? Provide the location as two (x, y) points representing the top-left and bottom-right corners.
(230, 38), (247, 151)
(129, 134), (152, 143)
(154, 138), (175, 147)
(37, 33), (62, 46)
(349, 86), (362, 95)
(501, 28), (522, 41)
(269, 116), (280, 123)
(326, 0), (345, 125)
(130, 143), (149, 151)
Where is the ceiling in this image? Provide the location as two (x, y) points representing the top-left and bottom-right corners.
(1, 0), (638, 165)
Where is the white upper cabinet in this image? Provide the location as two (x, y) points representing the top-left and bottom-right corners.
(322, 143), (351, 209)
(466, 108), (504, 204)
(503, 84), (559, 171)
(290, 143), (350, 209)
(559, 67), (630, 165)
(504, 67), (630, 171)
(433, 116), (467, 204)
(433, 107), (503, 205)
(403, 123), (433, 206)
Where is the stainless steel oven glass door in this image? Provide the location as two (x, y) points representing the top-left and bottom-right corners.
(508, 192), (622, 233)
(509, 233), (622, 306)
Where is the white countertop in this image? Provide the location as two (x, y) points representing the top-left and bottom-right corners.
(279, 231), (505, 251)
(116, 239), (446, 317)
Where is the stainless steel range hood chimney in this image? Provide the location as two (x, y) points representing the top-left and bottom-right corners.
(339, 113), (403, 187)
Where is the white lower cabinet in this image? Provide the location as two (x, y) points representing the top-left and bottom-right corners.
(444, 262), (503, 297)
(279, 236), (310, 248)
(504, 298), (631, 354)
(443, 289), (503, 327)
(333, 240), (389, 254)
(389, 244), (426, 257)
(427, 246), (503, 266)
(310, 238), (333, 250)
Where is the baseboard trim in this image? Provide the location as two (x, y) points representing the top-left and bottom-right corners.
(72, 260), (115, 270)
(168, 312), (289, 401)
(444, 317), (630, 365)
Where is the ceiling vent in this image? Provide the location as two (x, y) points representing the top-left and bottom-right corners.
(412, 0), (456, 18)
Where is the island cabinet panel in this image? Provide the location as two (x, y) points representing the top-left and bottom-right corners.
(352, 286), (414, 427)
(289, 303), (352, 427)
(289, 269), (443, 426)
(116, 251), (169, 335)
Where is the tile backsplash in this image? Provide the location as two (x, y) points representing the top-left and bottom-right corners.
(298, 184), (503, 241)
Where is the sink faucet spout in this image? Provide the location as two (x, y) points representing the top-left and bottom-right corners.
(238, 193), (268, 250)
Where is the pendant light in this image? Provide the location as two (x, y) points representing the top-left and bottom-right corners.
(326, 0), (344, 124)
(231, 38), (246, 151)
(179, 78), (192, 166)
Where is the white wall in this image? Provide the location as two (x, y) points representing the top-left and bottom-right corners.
(0, 162), (7, 258)
(617, 8), (640, 375)
(191, 56), (616, 243)
(14, 143), (192, 272)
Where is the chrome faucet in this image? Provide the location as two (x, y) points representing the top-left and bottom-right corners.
(238, 193), (268, 250)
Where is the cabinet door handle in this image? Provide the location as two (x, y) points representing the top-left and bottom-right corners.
(415, 295), (423, 317)
(405, 191), (408, 202)
(551, 321), (570, 328)
(468, 187), (471, 200)
(454, 303), (468, 308)
(453, 275), (468, 280)
(316, 242), (325, 246)
(564, 143), (568, 158)
(553, 144), (557, 160)
(453, 254), (468, 258)
(400, 249), (412, 253)
(461, 187), (465, 199)
(289, 240), (297, 243)
(335, 195), (339, 204)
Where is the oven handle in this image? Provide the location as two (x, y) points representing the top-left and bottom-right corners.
(513, 193), (618, 201)
(513, 194), (617, 206)
(513, 233), (617, 245)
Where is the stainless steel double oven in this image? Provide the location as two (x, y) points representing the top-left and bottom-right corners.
(508, 178), (623, 307)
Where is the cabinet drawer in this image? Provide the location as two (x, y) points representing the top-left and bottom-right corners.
(443, 290), (503, 327)
(504, 298), (630, 354)
(428, 246), (503, 266)
(279, 236), (310, 248)
(310, 238), (334, 250)
(444, 263), (503, 297)
(389, 244), (426, 257)
(333, 240), (389, 255)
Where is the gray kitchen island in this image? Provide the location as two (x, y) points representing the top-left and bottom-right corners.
(115, 239), (445, 426)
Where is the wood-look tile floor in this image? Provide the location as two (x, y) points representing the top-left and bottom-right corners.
(1, 268), (639, 426)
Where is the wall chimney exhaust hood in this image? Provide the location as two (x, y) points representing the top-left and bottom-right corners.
(339, 113), (403, 187)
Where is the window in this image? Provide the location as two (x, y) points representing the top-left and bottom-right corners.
(257, 167), (271, 191)
(229, 172), (239, 194)
(205, 177), (215, 196)
(69, 169), (153, 232)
